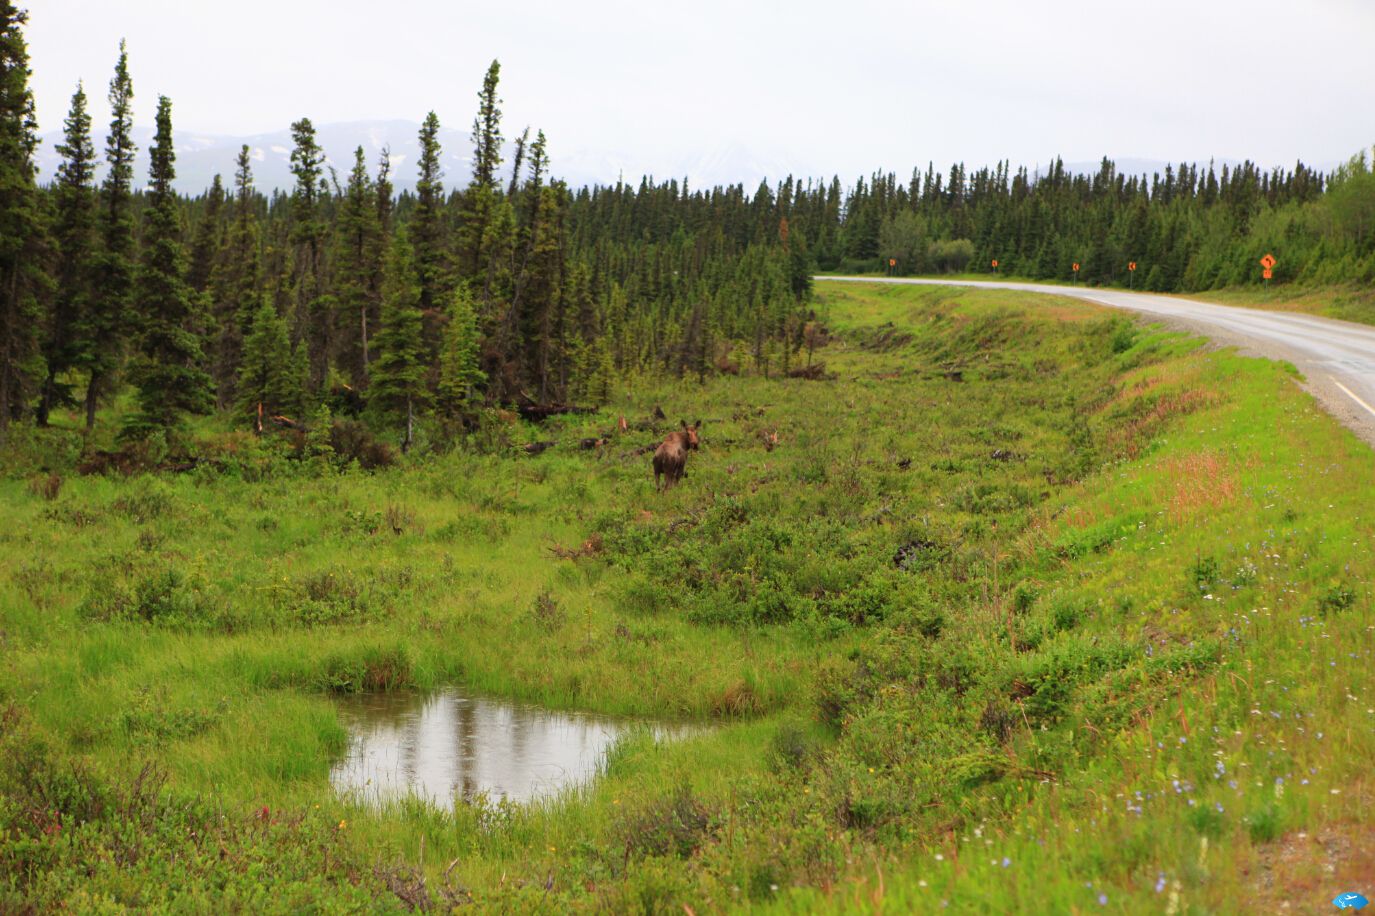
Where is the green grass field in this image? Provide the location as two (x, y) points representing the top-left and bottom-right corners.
(3, 281), (1372, 912)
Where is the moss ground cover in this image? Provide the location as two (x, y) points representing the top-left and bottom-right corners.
(2, 282), (1372, 912)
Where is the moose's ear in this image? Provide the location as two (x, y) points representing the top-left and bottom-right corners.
(681, 419), (688, 428)
(694, 419), (702, 428)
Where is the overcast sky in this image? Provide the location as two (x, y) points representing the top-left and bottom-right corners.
(26, 0), (1375, 180)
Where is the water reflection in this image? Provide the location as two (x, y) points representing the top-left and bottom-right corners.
(330, 690), (683, 808)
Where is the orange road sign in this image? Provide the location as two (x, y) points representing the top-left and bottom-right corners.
(1128, 262), (1137, 271)
(991, 259), (998, 268)
(1263, 267), (1273, 280)
(888, 258), (896, 267)
(1260, 253), (1276, 270)
(1072, 263), (1080, 272)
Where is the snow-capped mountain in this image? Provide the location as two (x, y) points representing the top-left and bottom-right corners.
(33, 120), (820, 196)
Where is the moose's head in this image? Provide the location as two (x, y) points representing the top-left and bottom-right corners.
(681, 419), (702, 450)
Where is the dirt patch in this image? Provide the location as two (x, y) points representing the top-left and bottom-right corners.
(1243, 821), (1375, 913)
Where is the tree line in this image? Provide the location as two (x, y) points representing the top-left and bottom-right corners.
(3, 2), (1373, 452)
(0, 8), (809, 449)
(816, 153), (1374, 289)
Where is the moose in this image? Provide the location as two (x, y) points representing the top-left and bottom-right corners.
(652, 419), (701, 491)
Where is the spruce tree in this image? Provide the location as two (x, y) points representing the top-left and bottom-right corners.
(127, 95), (212, 435)
(82, 40), (136, 432)
(188, 174), (225, 294)
(371, 229), (429, 452)
(369, 148), (394, 364)
(412, 112), (447, 324)
(40, 80), (97, 425)
(371, 148), (394, 371)
(375, 146), (394, 234)
(185, 173), (225, 365)
(458, 61), (504, 280)
(209, 145), (262, 407)
(437, 282), (485, 416)
(0, 0), (49, 435)
(471, 60), (503, 189)
(584, 335), (615, 407)
(332, 146), (381, 385)
(518, 184), (565, 401)
(506, 126), (529, 198)
(288, 117), (329, 385)
(236, 301), (294, 429)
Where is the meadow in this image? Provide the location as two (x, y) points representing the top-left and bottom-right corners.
(2, 282), (1372, 912)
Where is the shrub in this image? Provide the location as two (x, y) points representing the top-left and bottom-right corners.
(769, 722), (819, 771)
(383, 503), (414, 535)
(1050, 594), (1091, 631)
(27, 473), (62, 501)
(291, 569), (378, 626)
(328, 419), (396, 470)
(530, 590), (565, 631)
(1189, 554), (1220, 594)
(1109, 319), (1138, 354)
(979, 697), (1018, 744)
(930, 646), (984, 695)
(927, 238), (975, 273)
(121, 690), (224, 745)
(110, 479), (176, 523)
(619, 783), (714, 860)
(1318, 582), (1357, 615)
(829, 576), (897, 625)
(341, 508), (384, 537)
(78, 565), (216, 628)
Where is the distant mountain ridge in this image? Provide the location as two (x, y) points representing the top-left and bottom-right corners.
(33, 120), (819, 196)
(34, 120), (1329, 196)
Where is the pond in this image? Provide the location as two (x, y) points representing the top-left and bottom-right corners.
(330, 689), (688, 809)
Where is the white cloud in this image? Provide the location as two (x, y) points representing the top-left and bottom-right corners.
(25, 0), (1375, 180)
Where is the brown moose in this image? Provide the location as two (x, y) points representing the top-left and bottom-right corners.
(653, 419), (701, 491)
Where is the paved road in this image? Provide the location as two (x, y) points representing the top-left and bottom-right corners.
(819, 275), (1375, 447)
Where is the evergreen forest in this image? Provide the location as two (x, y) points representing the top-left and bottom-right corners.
(3, 9), (1373, 453)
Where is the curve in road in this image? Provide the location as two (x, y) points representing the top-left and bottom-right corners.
(818, 276), (1375, 448)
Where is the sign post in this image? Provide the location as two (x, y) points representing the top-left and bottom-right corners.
(1259, 253), (1276, 288)
(888, 257), (896, 277)
(1128, 261), (1137, 289)
(991, 258), (999, 276)
(1072, 262), (1080, 285)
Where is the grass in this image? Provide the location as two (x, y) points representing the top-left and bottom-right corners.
(1172, 281), (1375, 325)
(2, 281), (1373, 911)
(822, 268), (1375, 326)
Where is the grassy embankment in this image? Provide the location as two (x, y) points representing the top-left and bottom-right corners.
(2, 282), (1373, 911)
(820, 269), (1375, 327)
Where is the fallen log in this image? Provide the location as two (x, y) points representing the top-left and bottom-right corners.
(516, 404), (597, 421)
(786, 361), (833, 380)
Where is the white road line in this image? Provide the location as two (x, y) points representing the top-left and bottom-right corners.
(1330, 376), (1375, 419)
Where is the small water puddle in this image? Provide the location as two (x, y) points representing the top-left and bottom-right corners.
(330, 689), (687, 808)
